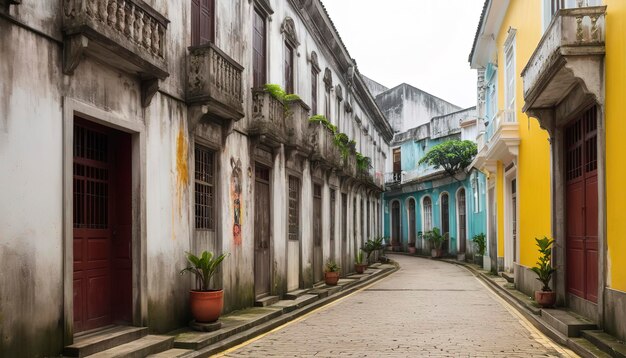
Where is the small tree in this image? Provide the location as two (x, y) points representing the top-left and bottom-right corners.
(418, 140), (477, 181)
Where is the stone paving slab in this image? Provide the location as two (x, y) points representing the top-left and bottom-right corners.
(220, 255), (576, 358)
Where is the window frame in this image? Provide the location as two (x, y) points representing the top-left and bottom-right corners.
(191, 0), (215, 47)
(252, 7), (267, 88)
(194, 144), (215, 230)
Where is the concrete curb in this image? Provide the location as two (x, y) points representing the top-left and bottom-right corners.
(190, 263), (400, 357)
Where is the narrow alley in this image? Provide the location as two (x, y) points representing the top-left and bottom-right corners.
(219, 255), (576, 357)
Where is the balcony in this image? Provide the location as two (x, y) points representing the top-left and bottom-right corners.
(522, 6), (606, 120)
(308, 123), (342, 168)
(187, 43), (244, 124)
(62, 0), (169, 105)
(483, 110), (520, 163)
(249, 89), (288, 147)
(285, 99), (312, 155)
(385, 172), (402, 186)
(341, 154), (357, 178)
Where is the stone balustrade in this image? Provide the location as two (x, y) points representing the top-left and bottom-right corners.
(188, 43), (244, 121)
(308, 123), (342, 169)
(249, 89), (288, 147)
(63, 0), (169, 89)
(285, 99), (312, 154)
(522, 6), (605, 103)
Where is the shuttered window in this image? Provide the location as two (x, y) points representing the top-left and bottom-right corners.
(191, 0), (215, 46)
(284, 42), (294, 94)
(423, 196), (433, 232)
(311, 70), (318, 115)
(253, 8), (267, 88)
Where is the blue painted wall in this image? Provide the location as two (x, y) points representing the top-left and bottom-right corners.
(383, 134), (487, 254)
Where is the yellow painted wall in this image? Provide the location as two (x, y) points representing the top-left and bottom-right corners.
(496, 162), (504, 257)
(604, 0), (626, 292)
(495, 0), (551, 268)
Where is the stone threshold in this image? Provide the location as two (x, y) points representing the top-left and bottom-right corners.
(431, 256), (625, 358)
(162, 262), (398, 357)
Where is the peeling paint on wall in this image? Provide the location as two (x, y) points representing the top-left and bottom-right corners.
(176, 127), (189, 212)
(231, 158), (243, 246)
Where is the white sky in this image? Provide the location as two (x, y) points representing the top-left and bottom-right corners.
(322, 0), (485, 109)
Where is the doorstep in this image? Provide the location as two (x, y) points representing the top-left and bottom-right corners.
(435, 257), (626, 358)
(166, 261), (398, 357)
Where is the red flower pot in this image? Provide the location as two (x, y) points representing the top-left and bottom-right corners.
(190, 289), (224, 323)
(355, 264), (367, 274)
(325, 271), (340, 286)
(535, 291), (556, 308)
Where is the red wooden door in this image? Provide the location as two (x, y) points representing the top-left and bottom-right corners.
(73, 119), (132, 332)
(313, 184), (323, 282)
(565, 107), (598, 303)
(254, 165), (271, 297)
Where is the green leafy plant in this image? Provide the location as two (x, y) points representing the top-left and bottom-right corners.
(361, 237), (384, 262)
(324, 260), (341, 273)
(263, 84), (300, 109)
(309, 114), (337, 133)
(356, 152), (372, 172)
(424, 227), (448, 250)
(531, 237), (556, 292)
(418, 139), (478, 181)
(180, 251), (229, 291)
(355, 250), (364, 265)
(472, 233), (486, 256)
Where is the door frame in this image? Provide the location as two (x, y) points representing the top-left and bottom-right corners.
(504, 164), (518, 273)
(551, 100), (605, 324)
(390, 199), (401, 245)
(62, 97), (146, 344)
(455, 187), (468, 254)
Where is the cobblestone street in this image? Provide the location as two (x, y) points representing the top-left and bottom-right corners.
(219, 255), (577, 357)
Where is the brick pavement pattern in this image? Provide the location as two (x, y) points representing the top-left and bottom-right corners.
(221, 255), (574, 357)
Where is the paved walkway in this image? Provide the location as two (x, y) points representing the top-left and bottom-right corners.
(218, 255), (577, 357)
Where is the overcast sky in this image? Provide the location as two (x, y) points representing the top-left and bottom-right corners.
(322, 0), (484, 109)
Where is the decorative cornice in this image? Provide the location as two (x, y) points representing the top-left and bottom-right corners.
(310, 51), (320, 73)
(323, 67), (332, 91)
(281, 17), (300, 47)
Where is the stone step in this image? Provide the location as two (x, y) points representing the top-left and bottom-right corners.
(569, 337), (613, 358)
(541, 309), (597, 337)
(146, 348), (195, 358)
(582, 330), (626, 358)
(254, 295), (279, 307)
(64, 326), (148, 357)
(284, 289), (309, 300)
(173, 307), (282, 350)
(271, 294), (319, 313)
(85, 335), (174, 358)
(501, 272), (514, 283)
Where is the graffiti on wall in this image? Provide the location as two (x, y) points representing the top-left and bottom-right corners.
(231, 158), (243, 246)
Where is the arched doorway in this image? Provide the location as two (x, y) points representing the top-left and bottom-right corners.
(407, 198), (416, 248)
(391, 201), (400, 246)
(457, 188), (467, 254)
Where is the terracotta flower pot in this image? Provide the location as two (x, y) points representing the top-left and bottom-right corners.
(408, 246), (417, 254)
(325, 271), (340, 286)
(190, 289), (224, 323)
(431, 248), (443, 258)
(355, 263), (367, 274)
(535, 290), (556, 308)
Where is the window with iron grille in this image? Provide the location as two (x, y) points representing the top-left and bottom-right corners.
(195, 144), (215, 230)
(330, 189), (336, 242)
(288, 176), (300, 240)
(423, 196), (433, 232)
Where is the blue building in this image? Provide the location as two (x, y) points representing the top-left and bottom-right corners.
(382, 107), (487, 258)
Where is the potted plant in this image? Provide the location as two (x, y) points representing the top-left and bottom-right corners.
(424, 228), (447, 258)
(407, 240), (416, 254)
(472, 233), (486, 267)
(180, 251), (228, 323)
(355, 250), (367, 274)
(362, 237), (384, 263)
(324, 260), (341, 285)
(531, 237), (557, 308)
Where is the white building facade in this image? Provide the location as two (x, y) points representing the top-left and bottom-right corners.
(0, 0), (393, 355)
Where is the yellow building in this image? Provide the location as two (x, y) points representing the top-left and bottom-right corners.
(469, 1), (551, 287)
(520, 0), (626, 342)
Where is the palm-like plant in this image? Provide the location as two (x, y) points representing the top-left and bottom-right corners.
(424, 227), (448, 250)
(531, 237), (556, 292)
(180, 251), (229, 291)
